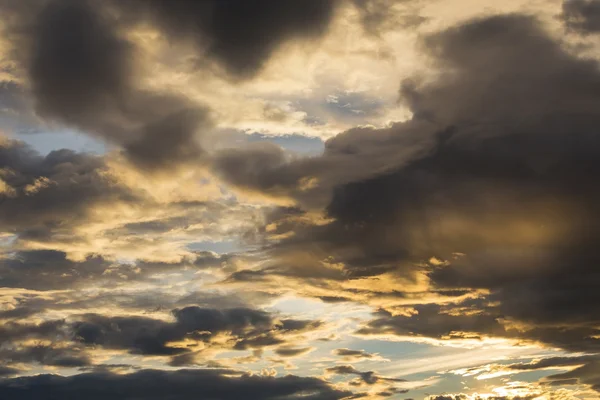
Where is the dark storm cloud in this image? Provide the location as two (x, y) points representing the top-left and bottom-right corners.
(0, 366), (20, 377)
(71, 307), (321, 356)
(119, 0), (338, 79)
(0, 250), (111, 291)
(356, 300), (600, 353)
(213, 119), (438, 211)
(0, 0), (209, 169)
(28, 0), (130, 124)
(356, 303), (504, 341)
(0, 307), (322, 370)
(0, 137), (138, 236)
(222, 14), (600, 363)
(559, 0), (600, 34)
(0, 0), (342, 168)
(0, 369), (351, 400)
(0, 345), (91, 368)
(212, 142), (298, 195)
(0, 319), (69, 346)
(0, 318), (92, 368)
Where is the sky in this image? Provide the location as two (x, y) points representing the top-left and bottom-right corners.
(1, 0), (600, 399)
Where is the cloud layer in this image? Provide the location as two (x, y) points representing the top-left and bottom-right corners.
(2, 0), (600, 399)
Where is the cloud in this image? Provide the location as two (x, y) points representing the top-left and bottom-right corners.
(355, 303), (504, 341)
(274, 346), (315, 358)
(74, 307), (320, 356)
(0, 345), (91, 368)
(325, 364), (405, 385)
(0, 250), (116, 291)
(1, 0), (210, 170)
(559, 0), (600, 34)
(453, 355), (600, 387)
(457, 355), (600, 394)
(0, 133), (266, 268)
(0, 306), (322, 368)
(333, 348), (386, 362)
(0, 369), (351, 400)
(351, 0), (426, 36)
(543, 358), (600, 391)
(427, 396), (537, 400)
(3, 1), (600, 397)
(0, 136), (138, 235)
(212, 17), (600, 388)
(117, 0), (339, 79)
(0, 366), (21, 377)
(0, 0), (345, 170)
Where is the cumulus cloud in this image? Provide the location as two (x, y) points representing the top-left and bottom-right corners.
(0, 305), (323, 371)
(208, 18), (600, 394)
(116, 0), (339, 79)
(0, 0), (342, 169)
(0, 136), (138, 235)
(0, 0), (208, 169)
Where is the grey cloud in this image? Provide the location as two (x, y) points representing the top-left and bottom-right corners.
(71, 307), (321, 357)
(0, 319), (70, 344)
(357, 300), (600, 353)
(0, 345), (91, 368)
(0, 0), (341, 169)
(0, 366), (20, 377)
(214, 119), (439, 211)
(0, 249), (228, 293)
(0, 81), (35, 132)
(0, 319), (92, 368)
(0, 369), (351, 400)
(333, 348), (379, 360)
(543, 358), (600, 391)
(78, 364), (141, 374)
(1, 0), (209, 169)
(559, 0), (600, 34)
(0, 307), (322, 370)
(326, 364), (406, 385)
(28, 0), (130, 125)
(0, 250), (111, 291)
(0, 137), (138, 236)
(221, 14), (600, 360)
(356, 303), (504, 341)
(212, 142), (303, 196)
(118, 0), (338, 79)
(274, 346), (314, 358)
